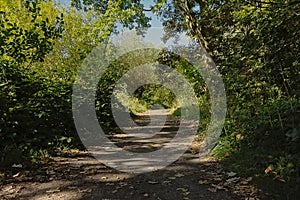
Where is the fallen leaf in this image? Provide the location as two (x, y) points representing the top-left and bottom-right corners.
(162, 180), (172, 185)
(213, 177), (223, 181)
(149, 144), (160, 147)
(2, 185), (14, 193)
(198, 180), (209, 185)
(148, 181), (159, 184)
(240, 177), (252, 184)
(46, 170), (56, 175)
(236, 134), (244, 140)
(207, 187), (217, 192)
(176, 188), (188, 192)
(226, 177), (240, 183)
(224, 152), (229, 158)
(264, 165), (273, 174)
(12, 164), (22, 168)
(112, 190), (118, 194)
(12, 172), (20, 178)
(119, 182), (128, 187)
(227, 172), (237, 177)
(174, 173), (185, 178)
(79, 189), (92, 193)
(183, 192), (190, 196)
(211, 184), (224, 190)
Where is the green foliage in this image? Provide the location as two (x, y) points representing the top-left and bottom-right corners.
(1, 2), (299, 196)
(94, 47), (172, 131)
(156, 0), (300, 184)
(0, 0), (65, 165)
(0, 0), (151, 165)
(29, 148), (50, 163)
(265, 155), (297, 180)
(71, 0), (151, 29)
(132, 84), (177, 109)
(127, 97), (149, 114)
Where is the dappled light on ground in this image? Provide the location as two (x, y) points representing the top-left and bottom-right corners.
(1, 110), (268, 200)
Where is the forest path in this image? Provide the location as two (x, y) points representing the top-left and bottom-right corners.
(0, 109), (268, 199)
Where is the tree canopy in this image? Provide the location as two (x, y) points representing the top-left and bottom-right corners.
(0, 0), (299, 196)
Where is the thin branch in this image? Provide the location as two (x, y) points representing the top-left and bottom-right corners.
(247, 0), (300, 8)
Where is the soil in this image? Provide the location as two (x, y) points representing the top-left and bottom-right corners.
(0, 109), (271, 200)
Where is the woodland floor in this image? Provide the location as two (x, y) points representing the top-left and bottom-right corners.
(0, 109), (274, 199)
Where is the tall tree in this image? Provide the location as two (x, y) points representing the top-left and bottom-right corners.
(70, 0), (151, 29)
(154, 0), (300, 173)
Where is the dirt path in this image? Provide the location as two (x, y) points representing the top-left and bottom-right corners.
(0, 109), (269, 199)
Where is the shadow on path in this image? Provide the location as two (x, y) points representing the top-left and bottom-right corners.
(0, 109), (270, 199)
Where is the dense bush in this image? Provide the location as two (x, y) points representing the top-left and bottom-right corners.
(0, 0), (151, 165)
(1, 1), (299, 193)
(0, 0), (66, 165)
